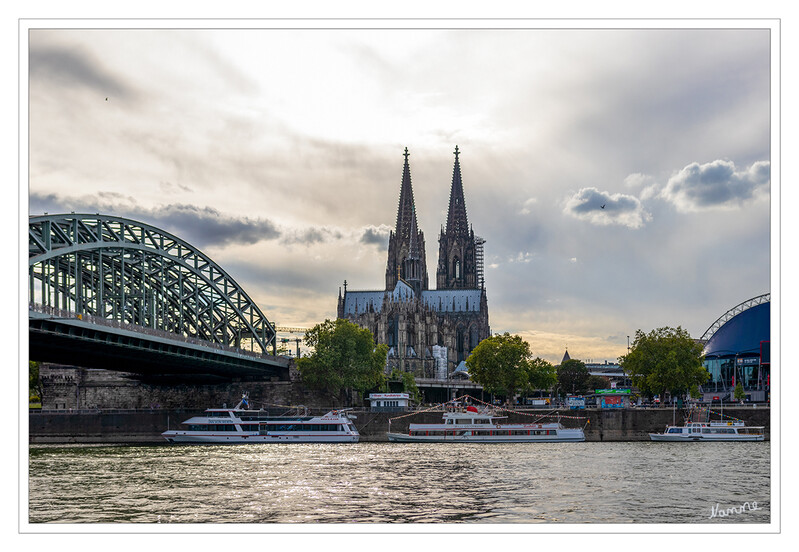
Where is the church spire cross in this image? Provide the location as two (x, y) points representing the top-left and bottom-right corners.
(445, 145), (469, 236)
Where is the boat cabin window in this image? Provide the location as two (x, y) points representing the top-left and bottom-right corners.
(667, 428), (683, 434)
(262, 423), (342, 432)
(187, 424), (236, 432)
(738, 428), (763, 435)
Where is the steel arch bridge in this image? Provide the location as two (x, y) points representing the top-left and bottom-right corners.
(29, 214), (277, 358)
(699, 293), (771, 342)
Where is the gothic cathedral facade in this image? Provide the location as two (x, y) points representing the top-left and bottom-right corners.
(337, 147), (490, 378)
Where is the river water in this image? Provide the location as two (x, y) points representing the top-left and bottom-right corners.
(27, 441), (770, 525)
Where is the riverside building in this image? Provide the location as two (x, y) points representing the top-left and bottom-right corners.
(699, 294), (770, 402)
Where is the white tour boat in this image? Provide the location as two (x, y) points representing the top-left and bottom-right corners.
(387, 405), (585, 443)
(649, 420), (764, 442)
(162, 395), (359, 444)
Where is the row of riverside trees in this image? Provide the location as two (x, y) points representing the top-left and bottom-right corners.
(295, 319), (709, 405)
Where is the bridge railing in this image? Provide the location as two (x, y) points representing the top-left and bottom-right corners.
(29, 303), (280, 362)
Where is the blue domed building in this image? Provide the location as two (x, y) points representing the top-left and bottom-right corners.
(700, 294), (770, 402)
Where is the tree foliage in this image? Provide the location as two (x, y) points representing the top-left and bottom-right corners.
(29, 361), (42, 400)
(383, 368), (421, 403)
(297, 319), (388, 398)
(734, 381), (745, 401)
(586, 374), (611, 391)
(465, 333), (556, 398)
(557, 359), (590, 395)
(619, 326), (707, 399)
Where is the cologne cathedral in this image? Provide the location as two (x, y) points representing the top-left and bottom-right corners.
(337, 147), (491, 378)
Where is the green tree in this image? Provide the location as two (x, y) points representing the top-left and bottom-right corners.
(297, 318), (388, 404)
(383, 368), (421, 403)
(619, 326), (707, 400)
(734, 381), (746, 402)
(525, 356), (557, 394)
(29, 361), (42, 403)
(586, 374), (611, 391)
(465, 333), (555, 400)
(557, 359), (590, 395)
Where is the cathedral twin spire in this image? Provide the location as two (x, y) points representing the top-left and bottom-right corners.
(445, 145), (470, 237)
(385, 148), (428, 293)
(394, 147), (420, 248)
(385, 146), (478, 293)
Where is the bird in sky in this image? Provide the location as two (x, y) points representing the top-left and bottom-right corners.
(600, 204), (606, 209)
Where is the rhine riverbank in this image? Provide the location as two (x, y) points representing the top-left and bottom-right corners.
(28, 406), (770, 444)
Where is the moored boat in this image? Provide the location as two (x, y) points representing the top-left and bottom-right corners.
(162, 395), (359, 444)
(649, 406), (764, 441)
(648, 420), (764, 441)
(387, 400), (586, 443)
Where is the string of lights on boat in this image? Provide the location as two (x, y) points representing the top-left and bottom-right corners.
(388, 394), (591, 426)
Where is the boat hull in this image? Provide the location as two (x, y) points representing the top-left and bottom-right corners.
(649, 433), (763, 442)
(162, 431), (358, 444)
(387, 431), (585, 443)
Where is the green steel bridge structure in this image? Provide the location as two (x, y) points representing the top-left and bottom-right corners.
(28, 214), (288, 381)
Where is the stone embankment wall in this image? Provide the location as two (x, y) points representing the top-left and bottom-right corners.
(39, 364), (345, 411)
(29, 407), (770, 444)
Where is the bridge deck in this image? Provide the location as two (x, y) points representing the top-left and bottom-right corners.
(30, 308), (289, 380)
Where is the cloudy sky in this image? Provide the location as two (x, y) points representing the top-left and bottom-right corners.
(25, 22), (774, 363)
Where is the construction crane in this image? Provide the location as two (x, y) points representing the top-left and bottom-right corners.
(279, 337), (302, 357)
(274, 325), (308, 357)
(275, 326), (307, 334)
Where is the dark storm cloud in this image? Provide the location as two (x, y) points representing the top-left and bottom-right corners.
(28, 192), (74, 215)
(141, 204), (282, 247)
(282, 227), (343, 246)
(359, 224), (391, 249)
(28, 192), (281, 248)
(29, 44), (132, 98)
(563, 187), (650, 229)
(660, 160), (770, 212)
(28, 192), (358, 250)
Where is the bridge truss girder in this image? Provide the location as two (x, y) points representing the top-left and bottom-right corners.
(29, 214), (276, 354)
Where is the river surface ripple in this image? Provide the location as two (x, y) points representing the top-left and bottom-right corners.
(28, 441), (770, 524)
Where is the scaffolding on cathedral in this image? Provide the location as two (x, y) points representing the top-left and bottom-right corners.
(475, 236), (486, 287)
